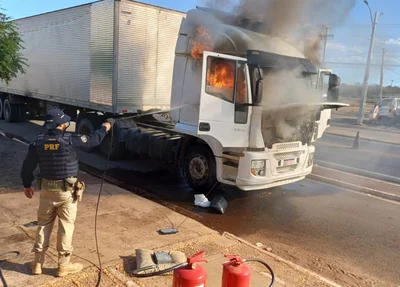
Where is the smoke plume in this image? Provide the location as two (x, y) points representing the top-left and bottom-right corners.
(198, 0), (356, 143)
(202, 0), (356, 64)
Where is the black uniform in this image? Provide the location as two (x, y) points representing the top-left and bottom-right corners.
(21, 127), (107, 188)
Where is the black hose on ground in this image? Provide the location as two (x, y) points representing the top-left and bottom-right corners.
(131, 262), (188, 278)
(244, 258), (275, 287)
(0, 251), (20, 264)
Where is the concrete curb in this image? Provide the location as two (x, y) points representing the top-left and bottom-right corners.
(308, 173), (400, 203)
(222, 232), (343, 287)
(325, 131), (400, 146)
(0, 129), (30, 146)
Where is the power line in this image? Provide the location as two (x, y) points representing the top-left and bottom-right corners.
(326, 62), (400, 68)
(386, 67), (400, 76)
(339, 24), (400, 27)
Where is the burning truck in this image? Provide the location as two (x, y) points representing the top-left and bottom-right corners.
(0, 0), (348, 192)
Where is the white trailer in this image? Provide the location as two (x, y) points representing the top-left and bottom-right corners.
(0, 0), (348, 192)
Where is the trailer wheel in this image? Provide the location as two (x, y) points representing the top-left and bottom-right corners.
(182, 145), (217, 194)
(76, 117), (100, 152)
(0, 97), (4, 119)
(100, 118), (134, 160)
(76, 118), (95, 135)
(3, 99), (19, 123)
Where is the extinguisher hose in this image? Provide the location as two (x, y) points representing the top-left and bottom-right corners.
(131, 262), (188, 278)
(244, 258), (275, 287)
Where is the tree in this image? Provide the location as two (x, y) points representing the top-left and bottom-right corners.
(0, 8), (27, 84)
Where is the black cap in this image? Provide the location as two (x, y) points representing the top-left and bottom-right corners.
(43, 109), (71, 130)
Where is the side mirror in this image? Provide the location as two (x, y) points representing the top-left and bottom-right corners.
(327, 74), (341, 102)
(329, 74), (341, 87)
(254, 80), (263, 105)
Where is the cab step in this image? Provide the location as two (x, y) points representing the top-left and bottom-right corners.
(223, 160), (239, 168)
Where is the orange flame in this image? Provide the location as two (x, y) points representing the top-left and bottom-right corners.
(194, 27), (247, 103)
(207, 61), (235, 88)
(191, 27), (213, 61)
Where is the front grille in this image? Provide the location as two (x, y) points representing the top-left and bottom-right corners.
(276, 165), (299, 173)
(274, 151), (302, 160)
(272, 142), (301, 150)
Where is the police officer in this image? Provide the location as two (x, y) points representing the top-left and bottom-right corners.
(20, 109), (113, 277)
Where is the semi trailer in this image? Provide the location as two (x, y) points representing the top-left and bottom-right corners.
(0, 0), (348, 192)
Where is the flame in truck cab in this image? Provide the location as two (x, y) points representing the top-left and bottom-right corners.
(191, 27), (213, 60)
(207, 58), (235, 88)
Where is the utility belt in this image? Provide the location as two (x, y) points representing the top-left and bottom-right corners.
(38, 177), (86, 202)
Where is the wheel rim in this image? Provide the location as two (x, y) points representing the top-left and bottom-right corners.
(188, 154), (209, 182)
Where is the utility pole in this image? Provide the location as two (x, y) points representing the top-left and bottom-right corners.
(320, 26), (334, 67)
(391, 80), (394, 87)
(357, 11), (379, 125)
(379, 48), (386, 101)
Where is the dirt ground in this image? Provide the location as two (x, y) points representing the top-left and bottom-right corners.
(0, 134), (346, 287)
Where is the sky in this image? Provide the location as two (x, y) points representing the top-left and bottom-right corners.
(1, 0), (400, 86)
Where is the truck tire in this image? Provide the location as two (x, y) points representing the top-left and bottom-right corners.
(3, 99), (19, 123)
(76, 116), (102, 152)
(100, 118), (134, 160)
(76, 118), (95, 135)
(0, 97), (4, 119)
(181, 144), (217, 194)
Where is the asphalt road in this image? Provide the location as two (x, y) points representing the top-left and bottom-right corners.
(1, 120), (400, 286)
(315, 133), (400, 180)
(104, 168), (400, 287)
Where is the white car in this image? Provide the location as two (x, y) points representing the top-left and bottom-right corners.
(369, 98), (400, 124)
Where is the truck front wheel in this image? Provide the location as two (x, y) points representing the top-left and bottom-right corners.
(182, 145), (217, 194)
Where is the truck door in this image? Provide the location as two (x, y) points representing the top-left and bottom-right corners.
(198, 52), (251, 147)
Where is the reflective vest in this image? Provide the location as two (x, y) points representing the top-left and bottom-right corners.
(35, 133), (79, 179)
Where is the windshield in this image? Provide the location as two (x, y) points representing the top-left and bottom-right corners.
(250, 67), (318, 107)
(250, 66), (321, 147)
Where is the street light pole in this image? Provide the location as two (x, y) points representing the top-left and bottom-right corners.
(379, 48), (386, 101)
(318, 25), (334, 67)
(357, 10), (380, 125)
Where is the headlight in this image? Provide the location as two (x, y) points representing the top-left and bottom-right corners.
(251, 160), (265, 169)
(251, 160), (266, 177)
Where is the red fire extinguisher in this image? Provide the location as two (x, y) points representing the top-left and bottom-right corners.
(222, 254), (275, 287)
(173, 251), (208, 287)
(222, 255), (252, 287)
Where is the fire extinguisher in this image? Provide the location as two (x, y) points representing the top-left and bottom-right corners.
(173, 251), (208, 287)
(222, 254), (275, 287)
(131, 251), (208, 285)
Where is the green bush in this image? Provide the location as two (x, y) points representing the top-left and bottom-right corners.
(0, 8), (27, 84)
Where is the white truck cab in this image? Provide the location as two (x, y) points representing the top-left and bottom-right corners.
(169, 7), (348, 191)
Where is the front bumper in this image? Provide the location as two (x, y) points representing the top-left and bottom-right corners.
(235, 143), (314, 191)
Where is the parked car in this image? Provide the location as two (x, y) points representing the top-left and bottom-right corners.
(369, 98), (400, 125)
